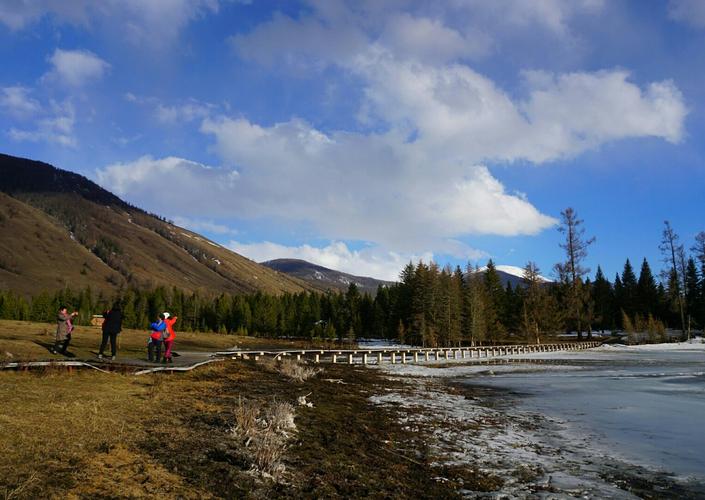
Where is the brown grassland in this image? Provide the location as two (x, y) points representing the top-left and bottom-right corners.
(0, 320), (460, 499)
(0, 319), (347, 364)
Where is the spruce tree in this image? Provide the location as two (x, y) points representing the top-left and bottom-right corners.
(636, 258), (659, 318)
(483, 260), (506, 342)
(691, 232), (705, 329)
(592, 266), (613, 332)
(620, 259), (638, 317)
(685, 258), (700, 330)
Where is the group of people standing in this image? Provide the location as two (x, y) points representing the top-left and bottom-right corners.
(148, 312), (178, 363)
(53, 305), (177, 364)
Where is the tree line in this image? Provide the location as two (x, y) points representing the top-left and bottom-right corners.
(1, 210), (703, 345)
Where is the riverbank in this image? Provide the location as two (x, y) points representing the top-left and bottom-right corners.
(371, 341), (705, 498)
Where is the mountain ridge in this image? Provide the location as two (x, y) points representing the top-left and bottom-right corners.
(261, 258), (393, 295)
(0, 153), (310, 296)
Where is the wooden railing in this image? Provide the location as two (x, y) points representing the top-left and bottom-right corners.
(219, 341), (603, 365)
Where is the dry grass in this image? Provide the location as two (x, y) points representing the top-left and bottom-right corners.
(230, 398), (297, 478)
(258, 357), (321, 383)
(0, 346), (460, 498)
(0, 369), (211, 499)
(0, 319), (356, 363)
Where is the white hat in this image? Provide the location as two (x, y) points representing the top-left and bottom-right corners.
(163, 312), (170, 319)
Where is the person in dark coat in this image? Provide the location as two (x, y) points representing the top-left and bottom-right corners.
(98, 304), (123, 360)
(52, 306), (78, 354)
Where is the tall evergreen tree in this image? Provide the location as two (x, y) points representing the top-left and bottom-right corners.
(466, 265), (487, 346)
(592, 266), (613, 332)
(620, 259), (638, 317)
(660, 221), (687, 336)
(554, 207), (595, 339)
(691, 232), (705, 328)
(636, 258), (659, 317)
(483, 260), (506, 342)
(685, 257), (700, 330)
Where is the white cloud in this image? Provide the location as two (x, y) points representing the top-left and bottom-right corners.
(0, 86), (41, 118)
(172, 216), (238, 235)
(231, 0), (605, 69)
(456, 0), (604, 36)
(668, 0), (705, 28)
(124, 94), (216, 124)
(97, 58), (685, 257)
(0, 0), (220, 46)
(9, 99), (76, 147)
(380, 14), (492, 63)
(96, 155), (240, 213)
(155, 100), (214, 124)
(98, 1), (686, 275)
(227, 240), (433, 281)
(44, 49), (110, 87)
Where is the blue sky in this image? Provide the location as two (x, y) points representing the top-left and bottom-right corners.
(1, 0), (704, 281)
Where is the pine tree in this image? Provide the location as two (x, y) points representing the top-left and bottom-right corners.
(554, 207), (595, 340)
(691, 232), (705, 329)
(636, 258), (659, 318)
(620, 259), (638, 317)
(466, 264), (487, 346)
(521, 262), (544, 344)
(613, 273), (624, 328)
(592, 266), (613, 332)
(660, 221), (687, 336)
(685, 257), (700, 330)
(483, 260), (506, 342)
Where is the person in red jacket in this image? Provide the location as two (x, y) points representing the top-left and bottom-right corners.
(162, 312), (178, 364)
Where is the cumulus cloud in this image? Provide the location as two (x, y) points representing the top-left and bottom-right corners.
(227, 240), (434, 282)
(44, 49), (110, 87)
(0, 86), (41, 118)
(668, 0), (705, 28)
(380, 14), (492, 63)
(97, 155), (239, 212)
(456, 0), (604, 36)
(231, 0), (605, 68)
(97, 1), (686, 278)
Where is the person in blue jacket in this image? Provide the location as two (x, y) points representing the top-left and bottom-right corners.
(148, 314), (167, 363)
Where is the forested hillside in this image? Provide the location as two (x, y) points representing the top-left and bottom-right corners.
(0, 154), (309, 296)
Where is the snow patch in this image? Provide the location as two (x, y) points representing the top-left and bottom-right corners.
(477, 264), (553, 282)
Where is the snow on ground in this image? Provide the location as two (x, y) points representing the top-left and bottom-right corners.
(597, 338), (704, 351)
(370, 375), (643, 498)
(369, 343), (705, 497)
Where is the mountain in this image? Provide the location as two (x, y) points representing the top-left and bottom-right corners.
(0, 153), (309, 296)
(261, 259), (393, 295)
(474, 265), (553, 288)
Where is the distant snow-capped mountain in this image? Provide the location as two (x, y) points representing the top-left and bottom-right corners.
(261, 258), (393, 295)
(474, 264), (553, 288)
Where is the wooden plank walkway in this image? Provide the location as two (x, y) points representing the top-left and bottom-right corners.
(2, 342), (602, 374)
(219, 341), (602, 365)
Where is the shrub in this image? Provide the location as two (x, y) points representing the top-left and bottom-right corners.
(258, 357), (320, 383)
(229, 398), (297, 479)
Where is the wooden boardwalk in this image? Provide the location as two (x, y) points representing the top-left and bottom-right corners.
(219, 341), (602, 365)
(2, 342), (602, 374)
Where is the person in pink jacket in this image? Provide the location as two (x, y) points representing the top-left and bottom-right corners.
(162, 312), (178, 364)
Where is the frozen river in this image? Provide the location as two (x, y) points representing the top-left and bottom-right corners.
(463, 343), (705, 480)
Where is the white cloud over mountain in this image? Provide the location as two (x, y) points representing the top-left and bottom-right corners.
(95, 0), (688, 278)
(226, 240), (434, 282)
